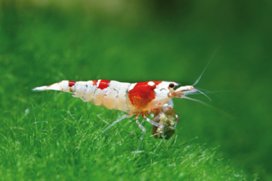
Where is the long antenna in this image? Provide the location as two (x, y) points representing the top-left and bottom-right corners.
(193, 47), (219, 86)
(183, 96), (234, 119)
(197, 89), (212, 101)
(183, 96), (211, 107)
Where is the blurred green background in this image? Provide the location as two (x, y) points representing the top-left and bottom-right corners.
(0, 0), (271, 180)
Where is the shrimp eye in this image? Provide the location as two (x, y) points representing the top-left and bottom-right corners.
(169, 83), (175, 88)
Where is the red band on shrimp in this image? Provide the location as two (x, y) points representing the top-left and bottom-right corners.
(128, 81), (161, 108)
(98, 80), (110, 90)
(68, 81), (75, 87)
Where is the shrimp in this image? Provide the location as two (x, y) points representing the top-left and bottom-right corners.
(33, 80), (199, 136)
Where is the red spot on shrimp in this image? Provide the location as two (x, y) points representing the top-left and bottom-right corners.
(128, 81), (161, 109)
(98, 80), (110, 90)
(68, 81), (75, 87)
(92, 80), (98, 86)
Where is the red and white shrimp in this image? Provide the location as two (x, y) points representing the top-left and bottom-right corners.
(33, 80), (199, 137)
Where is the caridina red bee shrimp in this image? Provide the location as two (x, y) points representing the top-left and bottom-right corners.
(34, 79), (208, 139)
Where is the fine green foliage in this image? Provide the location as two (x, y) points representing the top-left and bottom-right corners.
(1, 3), (271, 180)
(0, 96), (247, 180)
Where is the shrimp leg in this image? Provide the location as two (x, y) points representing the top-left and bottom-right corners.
(103, 114), (131, 132)
(135, 119), (146, 150)
(136, 119), (146, 134)
(145, 117), (161, 127)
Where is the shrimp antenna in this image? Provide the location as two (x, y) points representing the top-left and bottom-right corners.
(183, 96), (234, 119)
(198, 88), (236, 94)
(193, 61), (211, 86)
(183, 96), (211, 108)
(193, 48), (219, 86)
(196, 89), (212, 101)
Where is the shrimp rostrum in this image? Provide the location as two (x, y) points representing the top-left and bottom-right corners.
(33, 80), (200, 138)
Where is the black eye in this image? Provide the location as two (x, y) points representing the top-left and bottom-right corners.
(169, 83), (175, 88)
